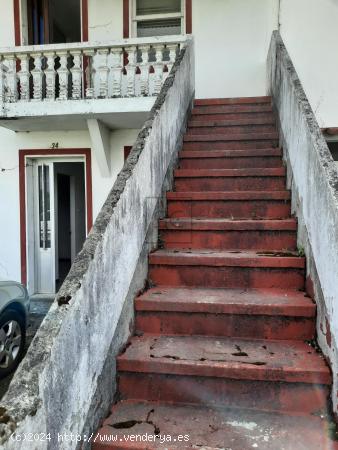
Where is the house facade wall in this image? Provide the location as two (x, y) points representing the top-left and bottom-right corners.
(192, 0), (279, 98)
(86, 0), (280, 98)
(1, 0), (338, 286)
(279, 0), (338, 127)
(0, 128), (139, 284)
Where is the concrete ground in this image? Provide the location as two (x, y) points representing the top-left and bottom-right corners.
(0, 296), (54, 400)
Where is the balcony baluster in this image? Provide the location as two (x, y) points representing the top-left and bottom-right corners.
(44, 52), (56, 101)
(0, 58), (6, 105)
(97, 48), (109, 98)
(57, 51), (70, 101)
(125, 46), (137, 97)
(139, 45), (150, 96)
(4, 54), (18, 103)
(110, 47), (123, 98)
(166, 44), (178, 78)
(31, 53), (43, 101)
(153, 44), (165, 95)
(70, 50), (82, 100)
(84, 49), (95, 99)
(18, 54), (30, 101)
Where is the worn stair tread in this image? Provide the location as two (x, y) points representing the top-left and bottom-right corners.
(159, 218), (297, 231)
(149, 249), (304, 269)
(135, 287), (315, 317)
(167, 191), (290, 200)
(189, 114), (276, 124)
(174, 168), (285, 177)
(179, 148), (282, 158)
(192, 105), (273, 115)
(184, 132), (278, 142)
(94, 401), (338, 450)
(194, 96), (272, 106)
(117, 335), (330, 384)
(188, 117), (276, 128)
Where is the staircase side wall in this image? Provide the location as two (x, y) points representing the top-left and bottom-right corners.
(0, 39), (195, 450)
(267, 30), (338, 416)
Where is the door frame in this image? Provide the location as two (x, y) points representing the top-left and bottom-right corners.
(19, 148), (93, 288)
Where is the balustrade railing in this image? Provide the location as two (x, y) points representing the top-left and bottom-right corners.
(0, 36), (186, 105)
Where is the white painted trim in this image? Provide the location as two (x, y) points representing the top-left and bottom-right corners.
(20, 0), (29, 45)
(87, 118), (111, 177)
(25, 158), (36, 294)
(25, 155), (85, 295)
(70, 176), (76, 263)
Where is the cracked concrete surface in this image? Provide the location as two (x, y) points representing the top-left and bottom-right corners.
(96, 401), (338, 449)
(267, 30), (338, 416)
(0, 39), (195, 449)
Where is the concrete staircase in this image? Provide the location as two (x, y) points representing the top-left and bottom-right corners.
(93, 97), (336, 449)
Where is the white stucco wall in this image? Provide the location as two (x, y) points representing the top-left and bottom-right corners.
(88, 0), (123, 41)
(0, 127), (139, 283)
(279, 0), (338, 127)
(87, 0), (281, 99)
(0, 0), (15, 46)
(192, 0), (279, 99)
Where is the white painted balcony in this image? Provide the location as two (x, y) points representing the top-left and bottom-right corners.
(0, 35), (187, 131)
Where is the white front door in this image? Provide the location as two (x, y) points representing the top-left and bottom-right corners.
(35, 160), (56, 294)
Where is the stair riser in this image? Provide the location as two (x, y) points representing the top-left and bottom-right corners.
(193, 105), (273, 114)
(190, 112), (275, 122)
(180, 156), (283, 169)
(136, 312), (315, 340)
(187, 124), (276, 134)
(149, 266), (305, 289)
(168, 200), (291, 219)
(118, 373), (329, 415)
(160, 230), (297, 251)
(194, 97), (271, 106)
(175, 177), (285, 191)
(183, 141), (279, 151)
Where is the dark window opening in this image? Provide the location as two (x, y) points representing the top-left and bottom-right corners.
(27, 0), (81, 45)
(327, 141), (338, 161)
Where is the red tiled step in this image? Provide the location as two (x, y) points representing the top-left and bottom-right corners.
(119, 372), (329, 415)
(136, 287), (314, 317)
(150, 249), (304, 268)
(135, 287), (315, 340)
(175, 168), (286, 177)
(187, 123), (277, 135)
(183, 140), (279, 150)
(192, 104), (273, 115)
(179, 149), (283, 169)
(118, 335), (330, 384)
(190, 111), (275, 123)
(159, 218), (297, 250)
(118, 336), (329, 412)
(167, 191), (291, 201)
(174, 168), (286, 191)
(94, 401), (338, 450)
(194, 96), (272, 106)
(149, 249), (304, 289)
(188, 117), (275, 127)
(183, 132), (278, 142)
(167, 191), (291, 220)
(160, 218), (297, 231)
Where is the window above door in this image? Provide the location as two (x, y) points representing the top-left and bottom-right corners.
(131, 0), (185, 37)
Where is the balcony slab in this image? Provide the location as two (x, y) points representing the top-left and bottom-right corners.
(0, 97), (155, 131)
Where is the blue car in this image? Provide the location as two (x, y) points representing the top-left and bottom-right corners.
(0, 280), (30, 378)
